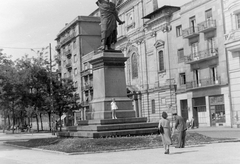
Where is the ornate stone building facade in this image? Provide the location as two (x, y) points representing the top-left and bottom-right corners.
(223, 0), (240, 127)
(113, 0), (231, 127)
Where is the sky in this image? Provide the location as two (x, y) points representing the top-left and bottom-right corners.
(0, 0), (190, 60)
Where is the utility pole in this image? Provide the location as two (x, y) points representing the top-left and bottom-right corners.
(49, 43), (54, 129)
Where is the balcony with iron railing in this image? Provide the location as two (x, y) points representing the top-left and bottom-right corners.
(198, 20), (216, 33)
(184, 48), (218, 64)
(81, 68), (93, 77)
(82, 82), (93, 91)
(186, 76), (221, 90)
(63, 49), (71, 58)
(57, 32), (76, 48)
(65, 61), (72, 70)
(182, 26), (199, 38)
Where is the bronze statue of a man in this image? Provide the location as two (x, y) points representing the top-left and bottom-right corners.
(96, 0), (125, 51)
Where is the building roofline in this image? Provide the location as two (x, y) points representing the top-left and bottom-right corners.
(143, 5), (180, 19)
(55, 16), (100, 40)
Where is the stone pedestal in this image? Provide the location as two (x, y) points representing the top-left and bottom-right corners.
(88, 51), (135, 119)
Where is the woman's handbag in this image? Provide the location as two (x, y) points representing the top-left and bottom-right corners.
(158, 125), (164, 134)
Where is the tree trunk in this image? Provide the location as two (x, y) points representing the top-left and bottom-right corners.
(59, 113), (62, 132)
(7, 115), (10, 129)
(40, 113), (43, 131)
(3, 112), (6, 133)
(48, 112), (51, 131)
(12, 102), (15, 134)
(35, 114), (39, 132)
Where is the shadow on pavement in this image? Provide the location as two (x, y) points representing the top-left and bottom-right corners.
(185, 145), (205, 148)
(170, 150), (198, 155)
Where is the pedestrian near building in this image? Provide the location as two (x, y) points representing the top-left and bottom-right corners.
(172, 113), (187, 148)
(191, 117), (195, 129)
(111, 98), (118, 119)
(158, 111), (172, 154)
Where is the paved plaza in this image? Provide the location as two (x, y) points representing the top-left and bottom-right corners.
(0, 128), (240, 164)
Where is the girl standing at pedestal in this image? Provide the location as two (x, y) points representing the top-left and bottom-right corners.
(111, 98), (118, 119)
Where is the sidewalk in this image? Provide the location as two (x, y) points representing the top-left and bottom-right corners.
(187, 127), (240, 139)
(1, 142), (240, 164)
(0, 131), (56, 141)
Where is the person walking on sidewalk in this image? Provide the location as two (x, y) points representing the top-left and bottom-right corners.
(172, 113), (187, 148)
(158, 112), (172, 154)
(111, 98), (118, 119)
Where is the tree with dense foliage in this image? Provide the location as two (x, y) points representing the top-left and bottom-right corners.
(0, 50), (22, 133)
(52, 77), (80, 131)
(0, 49), (80, 133)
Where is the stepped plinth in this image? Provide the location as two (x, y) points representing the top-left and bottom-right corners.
(58, 117), (158, 138)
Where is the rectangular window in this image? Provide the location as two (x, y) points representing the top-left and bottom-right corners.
(191, 42), (199, 57)
(207, 38), (215, 50)
(151, 99), (155, 114)
(126, 9), (134, 31)
(177, 48), (184, 63)
(176, 25), (182, 37)
(75, 81), (78, 88)
(236, 13), (240, 29)
(73, 40), (76, 49)
(179, 73), (186, 85)
(74, 68), (78, 76)
(74, 54), (77, 63)
(205, 9), (212, 20)
(210, 66), (218, 84)
(189, 16), (196, 33)
(194, 69), (201, 87)
(158, 51), (164, 71)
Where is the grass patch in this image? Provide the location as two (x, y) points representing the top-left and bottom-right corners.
(5, 132), (230, 153)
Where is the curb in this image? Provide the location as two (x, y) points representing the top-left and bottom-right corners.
(3, 139), (240, 156)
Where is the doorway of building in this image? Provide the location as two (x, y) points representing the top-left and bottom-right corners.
(192, 107), (199, 128)
(180, 100), (188, 121)
(210, 106), (216, 126)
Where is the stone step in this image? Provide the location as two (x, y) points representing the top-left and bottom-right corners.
(58, 127), (158, 138)
(67, 122), (158, 132)
(77, 117), (148, 125)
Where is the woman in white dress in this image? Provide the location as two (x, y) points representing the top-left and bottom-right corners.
(158, 111), (172, 154)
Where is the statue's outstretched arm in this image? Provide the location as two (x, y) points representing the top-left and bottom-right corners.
(114, 10), (125, 25)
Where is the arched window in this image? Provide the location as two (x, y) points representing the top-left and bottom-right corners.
(131, 53), (138, 79)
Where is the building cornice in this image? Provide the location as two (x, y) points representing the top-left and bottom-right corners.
(180, 0), (212, 15)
